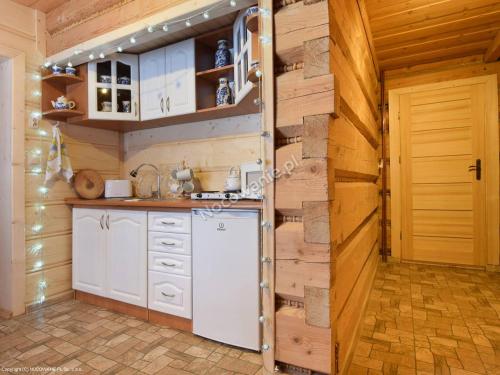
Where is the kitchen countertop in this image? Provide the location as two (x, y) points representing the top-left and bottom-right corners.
(65, 198), (263, 210)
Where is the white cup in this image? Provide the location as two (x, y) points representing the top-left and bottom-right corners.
(101, 101), (112, 112)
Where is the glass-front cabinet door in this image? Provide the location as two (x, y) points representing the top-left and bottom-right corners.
(88, 54), (139, 121)
(233, 10), (254, 105)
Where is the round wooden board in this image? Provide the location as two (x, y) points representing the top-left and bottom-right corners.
(74, 170), (104, 199)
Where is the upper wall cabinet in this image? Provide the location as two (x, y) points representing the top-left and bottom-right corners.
(140, 39), (196, 121)
(88, 54), (139, 121)
(233, 10), (255, 104)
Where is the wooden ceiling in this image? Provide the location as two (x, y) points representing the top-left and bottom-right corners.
(11, 0), (66, 13)
(364, 0), (500, 70)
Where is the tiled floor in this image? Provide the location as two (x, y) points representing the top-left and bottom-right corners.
(0, 300), (262, 374)
(348, 262), (500, 375)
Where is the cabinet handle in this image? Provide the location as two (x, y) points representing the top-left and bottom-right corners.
(161, 262), (176, 267)
(166, 96), (170, 112)
(161, 292), (175, 298)
(160, 221), (176, 225)
(100, 214), (104, 230)
(160, 97), (164, 113)
(106, 214), (110, 230)
(161, 241), (176, 246)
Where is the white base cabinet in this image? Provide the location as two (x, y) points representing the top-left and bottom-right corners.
(148, 211), (192, 319)
(72, 208), (147, 307)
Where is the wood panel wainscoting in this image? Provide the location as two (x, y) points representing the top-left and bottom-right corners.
(75, 291), (193, 332)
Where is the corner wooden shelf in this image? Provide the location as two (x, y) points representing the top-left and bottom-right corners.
(42, 73), (83, 85)
(246, 13), (259, 33)
(196, 65), (234, 82)
(43, 109), (85, 120)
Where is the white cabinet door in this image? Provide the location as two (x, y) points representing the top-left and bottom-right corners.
(88, 54), (139, 121)
(233, 10), (254, 104)
(140, 48), (166, 121)
(73, 208), (107, 296)
(106, 210), (147, 307)
(148, 271), (192, 318)
(165, 38), (196, 116)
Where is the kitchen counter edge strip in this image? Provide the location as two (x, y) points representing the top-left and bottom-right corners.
(65, 198), (263, 210)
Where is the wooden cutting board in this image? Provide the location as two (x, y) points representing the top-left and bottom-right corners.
(74, 169), (104, 199)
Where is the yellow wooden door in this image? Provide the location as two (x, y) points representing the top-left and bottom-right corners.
(398, 83), (487, 266)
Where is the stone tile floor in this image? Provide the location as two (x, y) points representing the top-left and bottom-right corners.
(348, 262), (500, 375)
(0, 300), (262, 374)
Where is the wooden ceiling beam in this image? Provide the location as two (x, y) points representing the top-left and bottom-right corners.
(484, 30), (500, 62)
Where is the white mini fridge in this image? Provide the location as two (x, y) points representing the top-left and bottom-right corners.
(192, 209), (261, 351)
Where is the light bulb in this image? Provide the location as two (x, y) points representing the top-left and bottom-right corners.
(185, 19), (192, 27)
(230, 0), (236, 7)
(255, 69), (262, 78)
(43, 61), (51, 68)
(147, 25), (154, 33)
(130, 36), (136, 44)
(32, 73), (41, 81)
(32, 90), (41, 97)
(38, 129), (48, 137)
(31, 111), (41, 119)
(35, 204), (46, 211)
(39, 280), (47, 289)
(117, 46), (123, 52)
(259, 7), (271, 17)
(99, 52), (105, 59)
(162, 24), (169, 32)
(34, 260), (44, 270)
(259, 35), (271, 45)
(203, 11), (210, 19)
(39, 294), (45, 303)
(30, 243), (43, 254)
(32, 148), (42, 155)
(67, 61), (73, 68)
(89, 53), (95, 60)
(38, 186), (48, 194)
(74, 49), (82, 55)
(32, 224), (43, 233)
(31, 167), (42, 174)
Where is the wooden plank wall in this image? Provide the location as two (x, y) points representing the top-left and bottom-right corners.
(25, 120), (121, 307)
(382, 55), (500, 257)
(328, 0), (380, 373)
(121, 115), (260, 193)
(274, 0), (380, 373)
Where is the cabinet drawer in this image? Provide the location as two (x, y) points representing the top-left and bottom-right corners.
(148, 271), (192, 319)
(148, 212), (191, 234)
(148, 252), (191, 276)
(148, 232), (191, 255)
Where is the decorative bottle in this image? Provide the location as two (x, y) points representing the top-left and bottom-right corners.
(216, 78), (231, 106)
(215, 40), (231, 68)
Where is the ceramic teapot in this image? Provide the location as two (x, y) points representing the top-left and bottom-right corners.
(51, 96), (76, 110)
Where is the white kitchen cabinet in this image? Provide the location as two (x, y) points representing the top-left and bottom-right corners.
(106, 210), (147, 307)
(233, 10), (254, 104)
(148, 271), (192, 319)
(140, 48), (166, 121)
(164, 38), (196, 116)
(72, 208), (147, 307)
(138, 39), (195, 121)
(148, 211), (191, 234)
(88, 54), (139, 121)
(73, 209), (107, 297)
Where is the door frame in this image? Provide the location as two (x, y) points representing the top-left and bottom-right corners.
(388, 75), (499, 266)
(0, 44), (26, 316)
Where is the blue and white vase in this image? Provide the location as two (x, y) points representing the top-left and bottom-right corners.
(216, 78), (231, 106)
(215, 40), (231, 68)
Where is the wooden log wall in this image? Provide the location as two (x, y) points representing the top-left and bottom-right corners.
(381, 55), (500, 257)
(273, 0), (380, 373)
(25, 121), (121, 308)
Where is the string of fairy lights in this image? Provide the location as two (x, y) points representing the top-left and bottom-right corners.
(29, 0), (273, 353)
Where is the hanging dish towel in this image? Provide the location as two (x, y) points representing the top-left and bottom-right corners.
(44, 125), (73, 184)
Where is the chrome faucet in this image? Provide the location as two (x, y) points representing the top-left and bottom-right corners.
(129, 163), (161, 199)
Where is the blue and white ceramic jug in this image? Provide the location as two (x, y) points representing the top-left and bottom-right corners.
(216, 78), (231, 106)
(215, 40), (231, 68)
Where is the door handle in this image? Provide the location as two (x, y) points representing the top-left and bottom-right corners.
(161, 241), (176, 246)
(161, 262), (176, 267)
(100, 214), (104, 230)
(106, 214), (110, 230)
(468, 159), (481, 180)
(160, 97), (164, 113)
(166, 96), (170, 112)
(160, 221), (176, 225)
(161, 292), (175, 298)
(134, 102), (138, 117)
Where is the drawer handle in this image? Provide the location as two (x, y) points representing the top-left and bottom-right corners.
(161, 262), (176, 267)
(161, 241), (176, 246)
(161, 221), (176, 225)
(161, 292), (175, 298)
